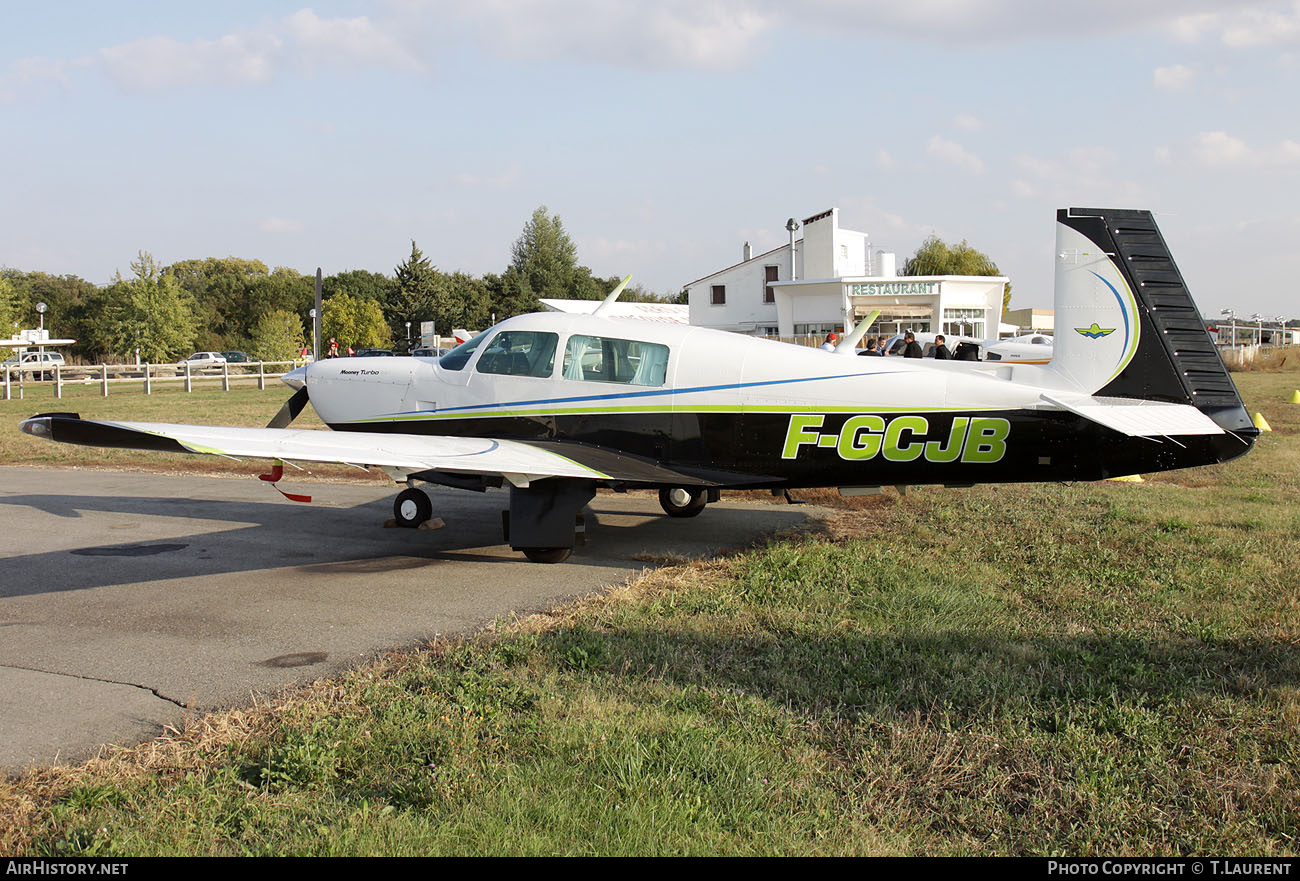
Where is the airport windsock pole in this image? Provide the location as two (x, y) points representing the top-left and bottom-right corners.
(314, 268), (323, 361)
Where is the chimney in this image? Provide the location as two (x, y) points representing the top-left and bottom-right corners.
(743, 241), (752, 261)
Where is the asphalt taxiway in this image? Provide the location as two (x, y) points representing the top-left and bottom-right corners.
(0, 466), (820, 771)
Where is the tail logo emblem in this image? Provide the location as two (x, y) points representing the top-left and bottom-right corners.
(1075, 322), (1116, 339)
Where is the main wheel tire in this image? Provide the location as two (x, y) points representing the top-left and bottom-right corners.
(522, 546), (571, 564)
(393, 488), (433, 528)
(659, 487), (707, 518)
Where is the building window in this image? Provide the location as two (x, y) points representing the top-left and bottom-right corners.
(763, 266), (778, 303)
(711, 284), (726, 305)
(942, 308), (986, 339)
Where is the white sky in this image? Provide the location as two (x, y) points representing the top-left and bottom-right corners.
(2, 1), (1298, 316)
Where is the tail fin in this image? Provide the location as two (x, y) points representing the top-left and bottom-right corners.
(1048, 208), (1253, 434)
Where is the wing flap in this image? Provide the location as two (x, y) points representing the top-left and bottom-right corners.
(1041, 393), (1224, 437)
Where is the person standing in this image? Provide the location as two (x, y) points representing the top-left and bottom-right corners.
(819, 332), (839, 351)
(932, 334), (952, 360)
(902, 331), (923, 358)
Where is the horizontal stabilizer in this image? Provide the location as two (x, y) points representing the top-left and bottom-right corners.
(1041, 393), (1224, 437)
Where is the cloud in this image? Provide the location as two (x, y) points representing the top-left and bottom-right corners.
(0, 55), (87, 103)
(1011, 146), (1144, 203)
(4, 0), (1292, 101)
(1171, 1), (1300, 47)
(1172, 131), (1300, 168)
(875, 149), (897, 170)
(5, 8), (426, 100)
(926, 136), (985, 174)
(442, 1), (775, 70)
(1153, 63), (1195, 90)
(260, 217), (304, 233)
(98, 32), (283, 92)
(285, 9), (424, 73)
(453, 163), (523, 189)
(953, 113), (983, 131)
(1190, 131), (1254, 166)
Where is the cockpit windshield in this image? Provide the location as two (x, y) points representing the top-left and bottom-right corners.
(437, 329), (492, 371)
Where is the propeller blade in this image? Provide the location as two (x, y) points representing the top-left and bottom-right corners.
(266, 386), (310, 430)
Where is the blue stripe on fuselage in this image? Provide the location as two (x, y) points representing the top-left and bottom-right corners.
(383, 371), (886, 418)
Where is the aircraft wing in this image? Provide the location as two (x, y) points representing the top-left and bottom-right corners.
(18, 414), (740, 487)
(1040, 393), (1224, 437)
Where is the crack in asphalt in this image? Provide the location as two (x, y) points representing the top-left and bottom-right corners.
(0, 663), (188, 708)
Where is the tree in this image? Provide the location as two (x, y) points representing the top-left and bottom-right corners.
(390, 241), (443, 332)
(325, 269), (396, 304)
(245, 268), (313, 333)
(437, 271), (492, 331)
(3, 270), (100, 360)
(902, 235), (1013, 312)
(249, 309), (305, 362)
(0, 276), (22, 358)
(485, 268), (539, 321)
(165, 257), (271, 350)
(323, 293), (391, 351)
(510, 206), (580, 301)
(104, 252), (200, 362)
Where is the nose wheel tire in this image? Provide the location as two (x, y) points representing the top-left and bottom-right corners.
(659, 487), (707, 518)
(393, 488), (433, 528)
(522, 546), (572, 564)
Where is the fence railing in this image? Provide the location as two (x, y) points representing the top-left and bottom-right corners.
(2, 360), (310, 400)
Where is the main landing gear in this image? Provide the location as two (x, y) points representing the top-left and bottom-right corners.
(393, 487), (433, 528)
(658, 487), (708, 518)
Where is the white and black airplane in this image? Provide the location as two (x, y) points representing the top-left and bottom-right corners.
(21, 209), (1256, 562)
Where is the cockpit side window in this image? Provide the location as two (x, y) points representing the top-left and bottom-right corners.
(474, 331), (559, 378)
(437, 330), (491, 371)
(561, 335), (669, 387)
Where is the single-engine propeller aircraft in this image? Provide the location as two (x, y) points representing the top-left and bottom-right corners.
(21, 209), (1256, 562)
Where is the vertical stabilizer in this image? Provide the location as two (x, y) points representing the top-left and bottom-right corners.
(1048, 208), (1253, 433)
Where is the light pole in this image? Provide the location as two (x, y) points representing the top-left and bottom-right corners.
(1220, 309), (1235, 347)
(406, 321), (411, 345)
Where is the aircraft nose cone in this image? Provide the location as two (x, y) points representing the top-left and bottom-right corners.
(281, 365), (308, 390)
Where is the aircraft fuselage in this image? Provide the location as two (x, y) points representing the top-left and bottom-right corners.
(301, 312), (1249, 490)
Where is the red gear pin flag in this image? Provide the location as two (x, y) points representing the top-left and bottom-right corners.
(258, 461), (312, 503)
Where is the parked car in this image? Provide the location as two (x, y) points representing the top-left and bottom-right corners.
(409, 346), (450, 358)
(177, 352), (228, 372)
(178, 352), (227, 365)
(352, 348), (394, 357)
(2, 351), (66, 381)
(220, 351), (250, 363)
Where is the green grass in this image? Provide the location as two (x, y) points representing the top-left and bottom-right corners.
(0, 382), (384, 481)
(1, 371), (1298, 855)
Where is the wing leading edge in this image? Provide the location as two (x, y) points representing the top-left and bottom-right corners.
(17, 415), (738, 488)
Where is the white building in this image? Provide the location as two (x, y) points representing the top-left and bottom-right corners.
(686, 207), (1008, 340)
